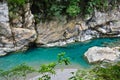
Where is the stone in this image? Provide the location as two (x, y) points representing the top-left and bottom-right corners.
(10, 3), (35, 30)
(0, 2), (9, 22)
(88, 9), (120, 27)
(87, 9), (120, 36)
(97, 27), (107, 34)
(0, 22), (12, 37)
(78, 30), (99, 42)
(12, 28), (37, 47)
(84, 46), (120, 63)
(0, 50), (7, 56)
(36, 20), (78, 46)
(23, 3), (35, 30)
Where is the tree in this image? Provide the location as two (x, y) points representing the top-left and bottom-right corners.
(0, 64), (35, 80)
(69, 62), (120, 80)
(11, 63), (35, 80)
(38, 62), (56, 80)
(0, 52), (70, 80)
(58, 52), (70, 65)
(38, 52), (70, 80)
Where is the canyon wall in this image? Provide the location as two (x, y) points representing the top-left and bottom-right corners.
(0, 1), (120, 56)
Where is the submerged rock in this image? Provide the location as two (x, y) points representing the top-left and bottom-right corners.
(84, 46), (120, 63)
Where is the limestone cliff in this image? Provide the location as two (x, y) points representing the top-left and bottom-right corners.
(0, 2), (36, 56)
(0, 1), (120, 56)
(36, 8), (120, 47)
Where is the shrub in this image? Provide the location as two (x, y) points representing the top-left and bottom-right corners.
(66, 5), (80, 17)
(7, 0), (26, 6)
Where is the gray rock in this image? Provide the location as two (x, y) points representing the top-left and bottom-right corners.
(87, 9), (120, 36)
(12, 28), (37, 47)
(0, 2), (9, 22)
(36, 20), (78, 45)
(0, 2), (37, 56)
(0, 50), (7, 56)
(84, 46), (120, 63)
(97, 27), (107, 34)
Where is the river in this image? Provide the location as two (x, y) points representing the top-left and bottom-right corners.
(0, 37), (120, 70)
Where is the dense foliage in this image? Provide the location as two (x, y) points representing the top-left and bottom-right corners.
(69, 62), (120, 80)
(0, 64), (35, 80)
(7, 0), (120, 21)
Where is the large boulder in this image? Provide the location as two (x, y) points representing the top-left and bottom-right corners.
(84, 46), (120, 63)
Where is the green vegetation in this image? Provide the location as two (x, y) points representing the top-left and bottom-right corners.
(39, 52), (70, 80)
(38, 62), (56, 80)
(0, 52), (120, 80)
(0, 52), (70, 80)
(69, 62), (120, 80)
(7, 0), (26, 6)
(7, 0), (120, 22)
(58, 52), (70, 65)
(0, 64), (35, 80)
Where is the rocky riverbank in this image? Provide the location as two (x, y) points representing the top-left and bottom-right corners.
(0, 1), (120, 56)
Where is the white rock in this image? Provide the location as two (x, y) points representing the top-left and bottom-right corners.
(0, 2), (9, 22)
(97, 28), (107, 34)
(0, 50), (7, 56)
(84, 46), (120, 63)
(13, 28), (37, 47)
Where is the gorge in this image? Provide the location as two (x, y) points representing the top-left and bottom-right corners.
(0, 0), (120, 80)
(0, 37), (120, 70)
(0, 1), (120, 56)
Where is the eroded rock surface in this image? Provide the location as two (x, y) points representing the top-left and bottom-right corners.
(36, 19), (99, 47)
(0, 2), (37, 56)
(87, 9), (120, 36)
(12, 28), (36, 49)
(84, 46), (120, 63)
(0, 1), (120, 55)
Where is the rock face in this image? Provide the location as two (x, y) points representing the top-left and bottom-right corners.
(0, 1), (120, 55)
(0, 2), (13, 56)
(87, 9), (120, 36)
(10, 3), (35, 30)
(36, 19), (99, 47)
(12, 28), (36, 49)
(0, 2), (37, 56)
(84, 46), (120, 63)
(36, 7), (120, 47)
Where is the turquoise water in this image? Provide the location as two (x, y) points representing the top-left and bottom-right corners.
(0, 37), (120, 70)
